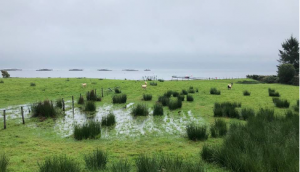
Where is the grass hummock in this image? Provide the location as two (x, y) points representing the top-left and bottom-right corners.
(0, 153), (9, 172)
(213, 102), (241, 118)
(38, 155), (80, 172)
(240, 108), (255, 120)
(168, 97), (182, 110)
(84, 149), (107, 171)
(132, 104), (149, 116)
(272, 98), (290, 108)
(181, 89), (188, 95)
(85, 101), (96, 111)
(186, 124), (208, 141)
(115, 88), (122, 94)
(243, 90), (251, 96)
(31, 100), (56, 118)
(210, 88), (221, 95)
(78, 96), (84, 105)
(113, 94), (127, 104)
(101, 112), (116, 126)
(30, 82), (36, 86)
(143, 94), (152, 101)
(210, 119), (227, 138)
(56, 99), (63, 109)
(158, 96), (169, 106)
(164, 90), (173, 98)
(111, 159), (131, 172)
(268, 88), (280, 97)
(172, 91), (179, 97)
(153, 103), (163, 116)
(74, 121), (101, 140)
(186, 95), (194, 102)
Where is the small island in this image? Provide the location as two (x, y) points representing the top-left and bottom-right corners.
(36, 69), (53, 71)
(97, 69), (112, 71)
(69, 69), (83, 71)
(122, 69), (138, 71)
(144, 69), (151, 71)
(1, 69), (22, 71)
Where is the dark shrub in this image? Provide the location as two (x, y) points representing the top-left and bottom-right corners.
(188, 89), (195, 93)
(85, 101), (96, 111)
(210, 88), (221, 95)
(158, 79), (164, 82)
(164, 90), (173, 98)
(243, 90), (251, 96)
(0, 80), (3, 83)
(30, 82), (36, 86)
(153, 103), (163, 116)
(113, 94), (127, 104)
(111, 159), (131, 172)
(1, 70), (10, 78)
(273, 98), (290, 108)
(86, 90), (97, 101)
(186, 124), (208, 141)
(32, 100), (56, 118)
(172, 91), (179, 97)
(38, 155), (80, 172)
(143, 94), (152, 101)
(158, 96), (169, 106)
(277, 63), (296, 84)
(56, 99), (63, 109)
(84, 149), (107, 171)
(178, 95), (185, 101)
(78, 96), (84, 105)
(213, 102), (241, 118)
(150, 82), (157, 86)
(186, 95), (194, 102)
(132, 104), (149, 116)
(241, 108), (255, 120)
(168, 98), (182, 110)
(74, 121), (101, 140)
(210, 119), (227, 138)
(115, 88), (121, 94)
(101, 112), (116, 126)
(262, 76), (279, 83)
(0, 153), (9, 172)
(182, 89), (188, 95)
(268, 88), (280, 97)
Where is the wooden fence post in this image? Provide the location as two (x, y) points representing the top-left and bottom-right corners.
(62, 98), (65, 111)
(21, 106), (25, 124)
(3, 110), (6, 129)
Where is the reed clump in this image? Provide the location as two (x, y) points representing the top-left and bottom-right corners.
(86, 90), (98, 101)
(56, 99), (63, 109)
(186, 95), (194, 102)
(243, 90), (251, 96)
(210, 88), (221, 95)
(268, 88), (280, 97)
(172, 91), (179, 97)
(38, 155), (80, 172)
(132, 104), (149, 116)
(30, 82), (36, 86)
(181, 89), (188, 95)
(210, 119), (227, 138)
(85, 101), (96, 111)
(153, 103), (163, 116)
(113, 94), (127, 104)
(78, 96), (84, 105)
(31, 100), (56, 118)
(168, 98), (182, 110)
(272, 98), (290, 108)
(158, 96), (169, 106)
(143, 94), (152, 101)
(213, 102), (241, 118)
(111, 159), (131, 172)
(84, 149), (107, 171)
(0, 153), (9, 172)
(186, 124), (208, 141)
(240, 108), (255, 120)
(101, 112), (116, 126)
(74, 121), (101, 140)
(164, 90), (173, 98)
(115, 88), (122, 94)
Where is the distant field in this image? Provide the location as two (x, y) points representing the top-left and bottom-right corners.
(0, 78), (298, 171)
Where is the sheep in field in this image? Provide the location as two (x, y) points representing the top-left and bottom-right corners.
(82, 83), (87, 88)
(142, 81), (147, 89)
(228, 84), (232, 90)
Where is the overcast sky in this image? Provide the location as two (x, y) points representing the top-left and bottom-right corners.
(0, 0), (298, 72)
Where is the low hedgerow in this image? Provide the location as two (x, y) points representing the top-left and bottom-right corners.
(153, 103), (163, 116)
(243, 90), (251, 96)
(164, 90), (173, 98)
(74, 121), (101, 140)
(115, 88), (121, 94)
(86, 90), (97, 101)
(132, 104), (149, 116)
(172, 91), (179, 97)
(31, 100), (56, 118)
(113, 94), (127, 104)
(150, 82), (157, 86)
(273, 98), (290, 108)
(186, 124), (208, 141)
(210, 88), (221, 95)
(210, 119), (227, 138)
(181, 89), (188, 95)
(158, 96), (169, 106)
(268, 88), (280, 97)
(0, 153), (9, 172)
(240, 108), (255, 120)
(85, 101), (96, 111)
(101, 113), (116, 126)
(168, 98), (182, 110)
(143, 94), (152, 101)
(213, 102), (241, 118)
(111, 159), (131, 172)
(78, 96), (84, 105)
(30, 82), (36, 86)
(56, 99), (63, 109)
(38, 155), (80, 172)
(84, 149), (107, 171)
(186, 95), (194, 102)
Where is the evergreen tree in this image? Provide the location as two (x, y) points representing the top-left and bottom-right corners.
(278, 36), (299, 73)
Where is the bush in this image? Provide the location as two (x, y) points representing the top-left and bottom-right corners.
(0, 80), (3, 83)
(168, 98), (182, 110)
(158, 79), (164, 82)
(181, 89), (188, 95)
(30, 82), (36, 86)
(262, 76), (279, 83)
(32, 100), (56, 118)
(240, 108), (255, 120)
(172, 91), (179, 97)
(150, 82), (157, 86)
(158, 96), (169, 106)
(0, 153), (9, 172)
(186, 124), (208, 141)
(178, 95), (185, 101)
(210, 119), (227, 137)
(153, 103), (163, 116)
(38, 155), (80, 172)
(56, 99), (63, 109)
(213, 102), (241, 118)
(277, 63), (296, 84)
(1, 70), (10, 78)
(101, 112), (116, 126)
(186, 95), (194, 102)
(243, 90), (251, 96)
(78, 96), (84, 105)
(143, 94), (152, 101)
(84, 149), (107, 171)
(113, 94), (127, 104)
(268, 88), (280, 97)
(74, 121), (101, 140)
(210, 88), (221, 95)
(85, 101), (96, 111)
(86, 90), (97, 101)
(111, 159), (131, 172)
(115, 88), (121, 94)
(164, 90), (173, 98)
(273, 98), (290, 108)
(132, 104), (149, 116)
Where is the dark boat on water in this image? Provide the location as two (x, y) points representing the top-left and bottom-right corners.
(36, 69), (53, 71)
(69, 69), (83, 71)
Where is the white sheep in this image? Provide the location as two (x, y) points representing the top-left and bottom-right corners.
(228, 84), (232, 90)
(142, 81), (147, 89)
(82, 83), (87, 88)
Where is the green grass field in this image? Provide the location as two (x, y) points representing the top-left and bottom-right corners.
(0, 78), (298, 171)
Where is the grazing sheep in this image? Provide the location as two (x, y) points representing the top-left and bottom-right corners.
(82, 83), (87, 88)
(228, 84), (232, 90)
(142, 81), (147, 89)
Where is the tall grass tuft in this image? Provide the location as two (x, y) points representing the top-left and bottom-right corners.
(182, 89), (188, 95)
(32, 100), (56, 118)
(113, 94), (127, 104)
(295, 100), (299, 112)
(172, 91), (179, 97)
(111, 159), (131, 172)
(74, 121), (101, 140)
(101, 112), (116, 126)
(0, 80), (4, 84)
(56, 99), (63, 109)
(186, 95), (194, 102)
(86, 90), (97, 101)
(132, 104), (149, 116)
(30, 82), (36, 86)
(243, 90), (251, 96)
(153, 103), (163, 116)
(38, 155), (80, 172)
(273, 98), (290, 108)
(210, 119), (227, 138)
(158, 96), (169, 106)
(78, 96), (84, 105)
(168, 98), (182, 110)
(84, 149), (107, 171)
(268, 88), (280, 97)
(178, 94), (185, 101)
(186, 124), (208, 141)
(164, 90), (173, 98)
(210, 88), (221, 95)
(143, 94), (152, 101)
(201, 145), (216, 163)
(85, 101), (96, 111)
(188, 89), (195, 93)
(0, 153), (9, 172)
(196, 88), (199, 92)
(240, 108), (255, 120)
(213, 102), (241, 118)
(150, 82), (157, 86)
(115, 88), (122, 94)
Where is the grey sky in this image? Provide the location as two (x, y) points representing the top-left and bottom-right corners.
(0, 0), (298, 71)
